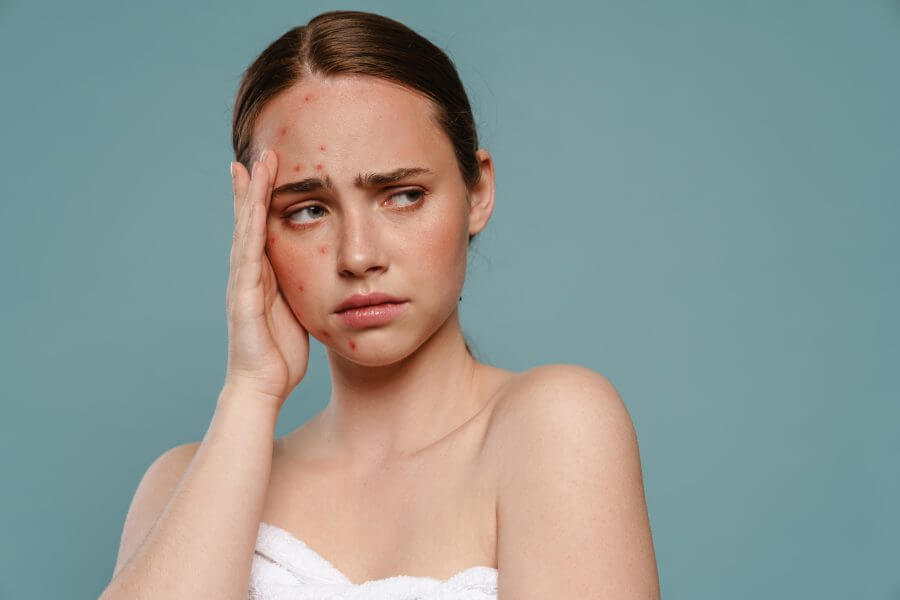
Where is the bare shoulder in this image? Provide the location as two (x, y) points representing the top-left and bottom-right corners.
(485, 364), (659, 598)
(486, 363), (633, 447)
(111, 441), (202, 578)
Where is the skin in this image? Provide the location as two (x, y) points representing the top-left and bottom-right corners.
(247, 74), (514, 470)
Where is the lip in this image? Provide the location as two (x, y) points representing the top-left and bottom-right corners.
(334, 292), (408, 313)
(336, 301), (409, 329)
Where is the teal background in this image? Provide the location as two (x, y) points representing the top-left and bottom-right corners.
(1, 1), (897, 598)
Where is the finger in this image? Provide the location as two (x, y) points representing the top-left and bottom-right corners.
(230, 160), (257, 273)
(262, 150), (279, 212)
(236, 156), (271, 289)
(231, 161), (250, 226)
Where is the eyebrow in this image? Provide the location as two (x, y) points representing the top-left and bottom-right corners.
(271, 167), (434, 199)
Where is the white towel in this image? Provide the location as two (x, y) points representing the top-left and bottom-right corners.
(249, 522), (498, 600)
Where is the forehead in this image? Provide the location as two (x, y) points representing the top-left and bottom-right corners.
(252, 75), (449, 166)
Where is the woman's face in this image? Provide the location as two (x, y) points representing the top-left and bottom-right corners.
(251, 75), (491, 365)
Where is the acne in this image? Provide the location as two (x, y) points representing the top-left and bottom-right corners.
(293, 162), (303, 173)
(279, 125), (288, 136)
(318, 144), (326, 152)
(267, 235), (277, 248)
(318, 245), (328, 255)
(349, 340), (357, 351)
(304, 94), (312, 102)
(315, 163), (323, 171)
(297, 283), (305, 292)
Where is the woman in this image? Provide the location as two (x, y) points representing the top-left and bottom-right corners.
(101, 10), (659, 599)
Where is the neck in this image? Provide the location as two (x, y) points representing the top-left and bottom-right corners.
(318, 308), (484, 467)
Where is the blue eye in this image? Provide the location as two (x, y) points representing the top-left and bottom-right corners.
(388, 189), (425, 207)
(283, 189), (425, 227)
(286, 205), (326, 225)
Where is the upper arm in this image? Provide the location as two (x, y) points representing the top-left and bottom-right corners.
(494, 364), (660, 599)
(111, 441), (201, 579)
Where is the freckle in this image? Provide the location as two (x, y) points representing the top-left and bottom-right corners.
(318, 144), (326, 151)
(298, 283), (304, 292)
(349, 340), (357, 351)
(293, 162), (302, 172)
(315, 163), (323, 171)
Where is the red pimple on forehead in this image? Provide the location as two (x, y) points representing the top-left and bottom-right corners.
(315, 163), (323, 171)
(293, 162), (302, 173)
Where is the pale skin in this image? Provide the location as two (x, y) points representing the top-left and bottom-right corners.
(104, 73), (660, 598)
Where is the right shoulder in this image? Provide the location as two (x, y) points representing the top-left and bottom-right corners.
(111, 441), (202, 578)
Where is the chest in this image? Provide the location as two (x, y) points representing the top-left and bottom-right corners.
(260, 428), (499, 584)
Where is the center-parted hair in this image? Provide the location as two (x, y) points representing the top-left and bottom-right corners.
(232, 10), (481, 245)
(230, 10), (482, 356)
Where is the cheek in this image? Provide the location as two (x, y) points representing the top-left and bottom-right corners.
(266, 239), (322, 310)
(414, 208), (468, 283)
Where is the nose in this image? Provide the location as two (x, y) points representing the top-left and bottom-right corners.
(335, 207), (388, 279)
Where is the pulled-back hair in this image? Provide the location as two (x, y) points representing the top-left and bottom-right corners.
(232, 10), (481, 199)
(230, 10), (482, 356)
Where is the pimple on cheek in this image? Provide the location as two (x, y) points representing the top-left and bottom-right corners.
(279, 126), (288, 136)
(267, 235), (277, 248)
(297, 283), (305, 292)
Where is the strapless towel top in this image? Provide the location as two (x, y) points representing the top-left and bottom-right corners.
(249, 521), (499, 599)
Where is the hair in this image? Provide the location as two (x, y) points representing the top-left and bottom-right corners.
(231, 10), (481, 358)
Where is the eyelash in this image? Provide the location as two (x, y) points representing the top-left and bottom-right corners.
(283, 189), (426, 227)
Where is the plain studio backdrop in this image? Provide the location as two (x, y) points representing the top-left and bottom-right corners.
(1, 1), (897, 598)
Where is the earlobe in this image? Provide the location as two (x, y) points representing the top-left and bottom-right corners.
(467, 149), (495, 236)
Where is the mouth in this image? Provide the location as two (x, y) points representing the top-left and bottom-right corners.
(333, 292), (408, 313)
(335, 301), (409, 328)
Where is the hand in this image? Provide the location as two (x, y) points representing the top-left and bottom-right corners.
(223, 150), (310, 410)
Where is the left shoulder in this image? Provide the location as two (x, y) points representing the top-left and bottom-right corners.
(489, 363), (632, 439)
(488, 363), (660, 599)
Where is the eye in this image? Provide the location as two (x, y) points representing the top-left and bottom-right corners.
(387, 189), (425, 209)
(284, 204), (326, 225)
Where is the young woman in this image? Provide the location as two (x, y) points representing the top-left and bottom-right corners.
(101, 10), (659, 600)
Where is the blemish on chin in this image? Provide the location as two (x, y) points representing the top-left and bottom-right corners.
(298, 283), (305, 292)
(321, 330), (331, 339)
(349, 340), (357, 351)
(318, 245), (327, 255)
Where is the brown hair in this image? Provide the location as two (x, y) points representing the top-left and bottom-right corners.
(230, 10), (482, 356)
(232, 11), (481, 209)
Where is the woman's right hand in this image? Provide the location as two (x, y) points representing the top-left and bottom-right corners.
(223, 150), (310, 410)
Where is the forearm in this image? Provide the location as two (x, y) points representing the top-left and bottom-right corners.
(100, 387), (279, 600)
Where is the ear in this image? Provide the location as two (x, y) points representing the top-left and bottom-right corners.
(467, 148), (495, 237)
